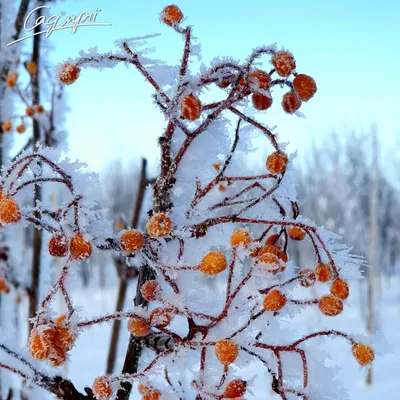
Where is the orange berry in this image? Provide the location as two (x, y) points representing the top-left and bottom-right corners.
(258, 244), (278, 256)
(53, 325), (75, 352)
(16, 124), (26, 134)
(48, 234), (69, 257)
(230, 229), (251, 248)
(272, 51), (296, 77)
(181, 94), (201, 121)
(263, 289), (286, 311)
(55, 314), (67, 326)
(223, 379), (247, 398)
(352, 343), (375, 366)
(266, 151), (289, 175)
(0, 195), (21, 224)
(249, 70), (271, 91)
(288, 226), (306, 241)
(160, 4), (183, 26)
(26, 61), (37, 75)
(138, 384), (150, 394)
(6, 72), (18, 88)
(70, 233), (92, 260)
(26, 107), (35, 117)
(58, 63), (80, 85)
(127, 317), (150, 337)
(252, 93), (273, 110)
(199, 251), (227, 275)
(48, 345), (67, 367)
(258, 253), (280, 274)
(282, 92), (302, 114)
(1, 121), (12, 133)
(330, 278), (349, 299)
(150, 307), (173, 328)
(28, 327), (54, 360)
(143, 389), (162, 400)
(217, 78), (231, 89)
(219, 184), (227, 192)
(215, 339), (239, 365)
(0, 278), (10, 294)
(318, 295), (343, 316)
(147, 213), (172, 238)
(120, 229), (144, 254)
(141, 280), (161, 301)
(298, 269), (316, 287)
(277, 251), (288, 262)
(293, 74), (317, 101)
(213, 162), (221, 171)
(315, 263), (332, 282)
(34, 104), (44, 114)
(92, 376), (113, 399)
(266, 234), (281, 246)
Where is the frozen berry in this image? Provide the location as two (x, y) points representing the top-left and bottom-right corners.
(249, 70), (271, 91)
(330, 278), (349, 299)
(272, 51), (296, 77)
(120, 229), (144, 254)
(143, 389), (162, 400)
(282, 92), (301, 114)
(147, 213), (172, 238)
(150, 307), (173, 328)
(215, 339), (239, 365)
(315, 263), (332, 282)
(252, 93), (273, 110)
(1, 121), (12, 133)
(181, 94), (201, 121)
(70, 233), (92, 260)
(26, 61), (37, 75)
(141, 280), (161, 301)
(0, 195), (21, 224)
(352, 343), (374, 366)
(199, 251), (227, 275)
(127, 317), (150, 337)
(16, 124), (26, 134)
(318, 295), (343, 316)
(288, 226), (306, 241)
(58, 63), (80, 85)
(223, 379), (247, 398)
(160, 5), (183, 26)
(266, 152), (288, 175)
(263, 289), (286, 311)
(6, 72), (18, 88)
(26, 107), (35, 117)
(230, 229), (251, 248)
(48, 234), (69, 257)
(298, 269), (316, 287)
(49, 345), (67, 367)
(293, 74), (317, 101)
(27, 327), (54, 360)
(34, 104), (44, 114)
(92, 376), (113, 399)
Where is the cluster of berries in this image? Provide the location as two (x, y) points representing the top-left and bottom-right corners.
(27, 315), (76, 367)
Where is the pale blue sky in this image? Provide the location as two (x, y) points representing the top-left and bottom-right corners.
(33, 0), (400, 173)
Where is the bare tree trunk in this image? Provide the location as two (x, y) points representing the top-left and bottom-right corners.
(106, 158), (150, 375)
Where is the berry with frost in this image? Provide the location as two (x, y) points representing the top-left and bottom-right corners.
(330, 278), (349, 299)
(16, 124), (26, 134)
(160, 4), (183, 26)
(6, 72), (18, 88)
(181, 94), (201, 121)
(298, 268), (316, 287)
(264, 289), (286, 311)
(252, 93), (273, 110)
(0, 195), (22, 224)
(318, 295), (343, 316)
(266, 151), (288, 175)
(147, 213), (172, 238)
(293, 74), (317, 101)
(141, 280), (161, 301)
(315, 263), (332, 282)
(70, 233), (92, 260)
(120, 229), (144, 254)
(223, 379), (247, 398)
(127, 317), (151, 337)
(48, 234), (69, 257)
(199, 251), (227, 275)
(272, 51), (296, 77)
(215, 339), (239, 365)
(92, 376), (113, 399)
(282, 92), (301, 114)
(352, 343), (375, 366)
(230, 229), (251, 248)
(58, 63), (81, 85)
(1, 121), (12, 133)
